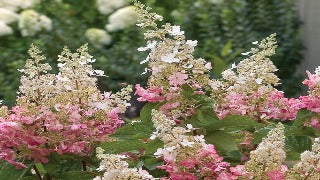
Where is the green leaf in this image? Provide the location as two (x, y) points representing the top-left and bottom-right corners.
(205, 131), (238, 152)
(211, 56), (227, 75)
(35, 163), (47, 176)
(181, 84), (194, 99)
(218, 115), (257, 131)
(113, 122), (153, 140)
(225, 150), (242, 163)
(0, 162), (32, 180)
(221, 41), (233, 57)
(99, 139), (147, 154)
(143, 158), (163, 170)
(286, 136), (312, 153)
(144, 139), (163, 156)
(293, 109), (315, 127)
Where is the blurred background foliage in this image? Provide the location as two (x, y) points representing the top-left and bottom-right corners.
(0, 0), (302, 106)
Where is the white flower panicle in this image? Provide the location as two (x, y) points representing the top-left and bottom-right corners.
(56, 45), (99, 93)
(19, 44), (56, 105)
(0, 8), (19, 24)
(134, 0), (212, 91)
(18, 9), (52, 36)
(286, 139), (320, 179)
(0, 21), (12, 36)
(212, 34), (279, 96)
(151, 110), (205, 159)
(96, 0), (128, 15)
(106, 6), (139, 32)
(18, 44), (132, 111)
(85, 28), (112, 46)
(133, 1), (212, 121)
(245, 123), (286, 179)
(93, 147), (154, 180)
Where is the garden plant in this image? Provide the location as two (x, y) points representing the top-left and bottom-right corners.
(0, 0), (302, 106)
(0, 1), (319, 180)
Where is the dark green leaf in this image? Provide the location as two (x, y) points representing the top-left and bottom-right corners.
(205, 131), (238, 152)
(0, 162), (32, 180)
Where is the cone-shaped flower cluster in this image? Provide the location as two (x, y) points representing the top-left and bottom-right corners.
(212, 35), (302, 121)
(134, 1), (212, 122)
(0, 45), (132, 168)
(93, 147), (154, 180)
(245, 123), (286, 179)
(286, 139), (320, 179)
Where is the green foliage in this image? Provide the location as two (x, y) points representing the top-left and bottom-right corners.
(0, 162), (32, 180)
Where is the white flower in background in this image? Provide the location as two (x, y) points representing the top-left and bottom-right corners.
(85, 28), (112, 46)
(0, 8), (18, 24)
(0, 0), (37, 11)
(105, 6), (139, 32)
(18, 0), (38, 9)
(96, 0), (128, 15)
(0, 21), (13, 36)
(18, 9), (52, 36)
(207, 0), (224, 4)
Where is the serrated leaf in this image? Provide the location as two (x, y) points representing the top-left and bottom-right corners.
(0, 162), (32, 180)
(293, 109), (315, 126)
(113, 122), (153, 139)
(143, 158), (163, 170)
(144, 139), (163, 156)
(205, 131), (238, 152)
(286, 136), (312, 153)
(218, 115), (257, 131)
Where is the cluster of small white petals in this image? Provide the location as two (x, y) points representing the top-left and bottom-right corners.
(151, 110), (205, 159)
(134, 1), (212, 92)
(94, 147), (154, 180)
(212, 34), (279, 97)
(56, 45), (99, 93)
(18, 9), (52, 36)
(245, 123), (286, 179)
(96, 0), (128, 15)
(286, 139), (320, 179)
(85, 28), (112, 46)
(18, 44), (132, 111)
(110, 85), (133, 112)
(19, 44), (56, 104)
(106, 6), (139, 32)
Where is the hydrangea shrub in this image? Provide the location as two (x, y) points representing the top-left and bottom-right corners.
(0, 1), (319, 180)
